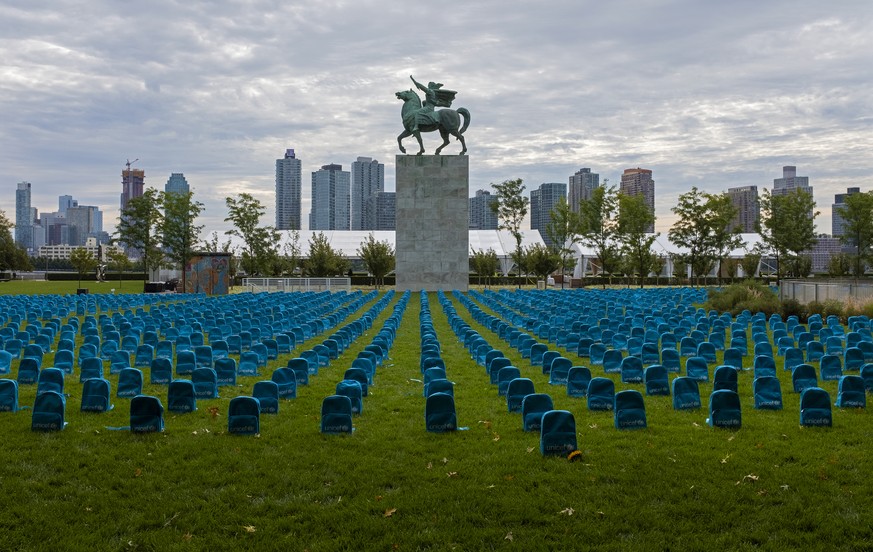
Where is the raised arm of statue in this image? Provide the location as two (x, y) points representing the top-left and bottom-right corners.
(410, 75), (427, 93)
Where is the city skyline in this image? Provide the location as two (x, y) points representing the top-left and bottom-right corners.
(2, 2), (872, 237)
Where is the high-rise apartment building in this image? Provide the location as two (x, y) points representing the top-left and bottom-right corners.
(121, 167), (144, 213)
(530, 182), (567, 247)
(469, 189), (498, 230)
(568, 168), (600, 212)
(276, 149), (302, 230)
(727, 185), (760, 233)
(165, 173), (190, 195)
(364, 191), (396, 230)
(620, 168), (655, 233)
(832, 187), (861, 237)
(772, 165), (812, 196)
(351, 157), (385, 230)
(58, 195), (77, 214)
(66, 205), (102, 246)
(309, 164), (351, 230)
(15, 181), (32, 250)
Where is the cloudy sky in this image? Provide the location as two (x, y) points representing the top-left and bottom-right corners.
(2, 0), (872, 239)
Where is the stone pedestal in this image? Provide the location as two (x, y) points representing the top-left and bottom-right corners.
(395, 155), (469, 291)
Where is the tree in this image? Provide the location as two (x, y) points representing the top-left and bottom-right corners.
(740, 251), (761, 278)
(224, 193), (280, 277)
(304, 232), (349, 277)
(577, 184), (621, 286)
(161, 191), (204, 293)
(836, 191), (873, 279)
(114, 188), (163, 282)
(545, 197), (579, 288)
(470, 248), (500, 288)
(758, 189), (819, 284)
(0, 209), (31, 273)
(70, 247), (98, 288)
(106, 249), (132, 288)
(669, 188), (742, 286)
(357, 233), (395, 289)
(491, 178), (529, 286)
(616, 192), (658, 288)
(828, 252), (852, 278)
(525, 243), (561, 282)
(277, 231), (302, 276)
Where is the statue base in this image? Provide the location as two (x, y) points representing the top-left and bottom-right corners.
(395, 155), (469, 292)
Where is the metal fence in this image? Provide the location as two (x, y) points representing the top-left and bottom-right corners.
(241, 277), (351, 293)
(780, 279), (873, 304)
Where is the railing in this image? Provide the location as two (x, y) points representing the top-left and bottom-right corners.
(241, 277), (352, 293)
(780, 279), (873, 304)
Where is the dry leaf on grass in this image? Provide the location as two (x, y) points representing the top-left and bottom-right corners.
(384, 508), (397, 518)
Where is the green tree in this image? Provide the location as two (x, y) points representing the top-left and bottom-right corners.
(490, 178), (529, 286)
(70, 247), (98, 288)
(114, 188), (164, 282)
(740, 251), (761, 278)
(525, 243), (561, 282)
(577, 184), (620, 286)
(669, 188), (742, 286)
(0, 210), (32, 273)
(758, 189), (819, 284)
(617, 193), (658, 288)
(828, 252), (852, 278)
(545, 197), (579, 288)
(470, 248), (500, 288)
(357, 233), (395, 288)
(836, 191), (873, 279)
(224, 193), (280, 277)
(161, 191), (204, 293)
(277, 231), (302, 276)
(304, 232), (349, 277)
(106, 248), (132, 288)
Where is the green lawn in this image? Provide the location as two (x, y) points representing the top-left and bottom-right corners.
(0, 287), (872, 551)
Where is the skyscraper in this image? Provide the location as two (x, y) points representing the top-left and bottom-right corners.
(620, 168), (655, 233)
(530, 182), (567, 247)
(727, 185), (759, 233)
(15, 181), (32, 250)
(58, 195), (77, 214)
(309, 164), (350, 230)
(351, 157), (385, 230)
(276, 149), (302, 230)
(66, 205), (102, 246)
(568, 168), (600, 212)
(364, 191), (396, 230)
(832, 187), (861, 237)
(772, 165), (812, 196)
(121, 167), (144, 212)
(165, 173), (190, 195)
(469, 189), (498, 230)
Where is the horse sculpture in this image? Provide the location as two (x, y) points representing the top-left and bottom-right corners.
(396, 89), (470, 155)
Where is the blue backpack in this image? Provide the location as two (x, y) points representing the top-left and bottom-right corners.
(321, 395), (353, 434)
(540, 410), (577, 456)
(167, 380), (196, 413)
(32, 390), (67, 431)
(81, 378), (113, 412)
(228, 396), (260, 435)
(335, 380), (363, 415)
(117, 368), (143, 398)
(253, 381), (279, 414)
(425, 392), (457, 433)
(130, 395), (164, 433)
(0, 379), (20, 412)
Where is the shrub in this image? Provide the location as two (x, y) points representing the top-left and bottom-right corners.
(706, 280), (781, 316)
(806, 301), (824, 318)
(780, 298), (805, 321)
(821, 299), (844, 322)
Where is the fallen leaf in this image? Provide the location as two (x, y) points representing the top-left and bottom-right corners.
(208, 406), (220, 419)
(426, 462), (432, 470)
(596, 511), (605, 519)
(559, 507), (574, 516)
(728, 434), (735, 441)
(478, 420), (492, 429)
(442, 457), (448, 464)
(526, 446), (535, 453)
(447, 472), (458, 478)
(487, 484), (495, 489)
(721, 454), (731, 464)
(780, 484), (789, 491)
(757, 489), (768, 496)
(134, 468), (142, 477)
(505, 532), (514, 542)
(243, 525), (256, 533)
(375, 495), (383, 501)
(384, 508), (397, 518)
(492, 434), (500, 442)
(588, 423), (598, 429)
(182, 533), (192, 542)
(692, 422), (700, 427)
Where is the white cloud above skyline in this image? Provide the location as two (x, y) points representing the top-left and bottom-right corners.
(2, 0), (871, 239)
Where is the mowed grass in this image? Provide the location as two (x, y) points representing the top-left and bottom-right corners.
(0, 279), (149, 296)
(1, 288), (872, 551)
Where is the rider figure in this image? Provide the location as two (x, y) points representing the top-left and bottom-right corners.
(409, 75), (444, 134)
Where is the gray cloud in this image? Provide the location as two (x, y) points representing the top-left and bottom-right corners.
(2, 0), (871, 236)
